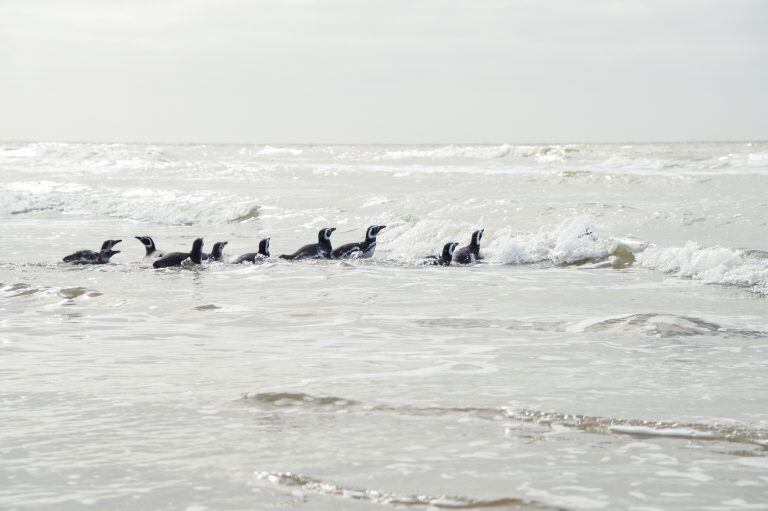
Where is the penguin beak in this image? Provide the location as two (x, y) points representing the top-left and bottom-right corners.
(114, 240), (122, 244)
(329, 228), (336, 233)
(134, 236), (142, 241)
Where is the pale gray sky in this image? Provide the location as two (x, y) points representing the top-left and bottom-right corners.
(1, 0), (766, 143)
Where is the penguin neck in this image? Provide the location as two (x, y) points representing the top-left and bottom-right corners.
(362, 235), (377, 250)
(211, 245), (224, 259)
(144, 244), (156, 256)
(442, 245), (453, 262)
(318, 235), (332, 251)
(190, 243), (203, 264)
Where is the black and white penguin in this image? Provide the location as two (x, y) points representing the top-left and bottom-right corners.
(134, 236), (165, 258)
(202, 241), (228, 262)
(70, 249), (121, 265)
(332, 225), (386, 259)
(234, 238), (271, 264)
(279, 227), (336, 260)
(63, 239), (122, 263)
(423, 242), (459, 266)
(153, 238), (204, 268)
(453, 229), (484, 265)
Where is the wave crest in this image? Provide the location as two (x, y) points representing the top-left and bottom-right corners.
(636, 242), (768, 293)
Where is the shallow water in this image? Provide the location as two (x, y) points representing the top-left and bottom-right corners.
(1, 142), (767, 510)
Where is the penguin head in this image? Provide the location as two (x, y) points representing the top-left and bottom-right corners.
(211, 241), (228, 257)
(366, 225), (386, 240)
(135, 236), (155, 249)
(101, 239), (122, 250)
(190, 238), (204, 263)
(443, 242), (459, 260)
(259, 237), (271, 257)
(319, 227), (336, 242)
(471, 229), (484, 246)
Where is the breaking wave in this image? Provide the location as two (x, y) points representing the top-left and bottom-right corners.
(381, 216), (642, 268)
(380, 217), (767, 293)
(635, 242), (768, 294)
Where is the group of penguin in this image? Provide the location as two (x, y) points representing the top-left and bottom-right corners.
(61, 226), (485, 268)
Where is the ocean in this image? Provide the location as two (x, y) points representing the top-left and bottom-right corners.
(1, 141), (767, 510)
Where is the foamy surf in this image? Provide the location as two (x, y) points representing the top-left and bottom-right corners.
(636, 242), (768, 294)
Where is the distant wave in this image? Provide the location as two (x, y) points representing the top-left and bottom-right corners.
(0, 180), (261, 226)
(3, 141), (768, 175)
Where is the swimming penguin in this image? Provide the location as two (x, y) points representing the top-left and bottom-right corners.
(453, 229), (484, 265)
(70, 249), (121, 265)
(135, 236), (165, 258)
(202, 241), (228, 262)
(63, 239), (122, 263)
(153, 238), (204, 268)
(279, 227), (336, 260)
(332, 225), (386, 259)
(234, 238), (271, 264)
(423, 242), (459, 266)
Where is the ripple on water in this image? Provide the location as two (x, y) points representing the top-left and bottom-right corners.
(237, 392), (768, 449)
(567, 313), (768, 340)
(2, 283), (102, 301)
(253, 471), (554, 510)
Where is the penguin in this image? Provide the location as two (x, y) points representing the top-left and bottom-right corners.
(332, 225), (386, 259)
(70, 249), (121, 265)
(63, 239), (121, 263)
(153, 238), (204, 268)
(279, 227), (336, 260)
(423, 242), (459, 266)
(135, 236), (165, 258)
(453, 229), (484, 265)
(202, 241), (228, 262)
(234, 238), (271, 264)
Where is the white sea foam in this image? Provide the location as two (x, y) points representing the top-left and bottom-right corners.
(392, 216), (643, 268)
(635, 242), (768, 293)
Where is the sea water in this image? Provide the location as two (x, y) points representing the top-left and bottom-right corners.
(1, 142), (767, 510)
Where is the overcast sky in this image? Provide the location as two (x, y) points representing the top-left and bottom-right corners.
(1, 0), (766, 143)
